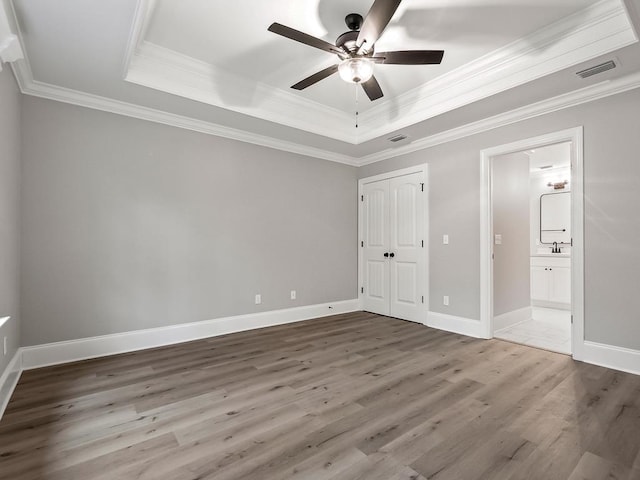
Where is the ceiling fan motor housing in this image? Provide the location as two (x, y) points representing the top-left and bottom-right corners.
(337, 14), (364, 53)
(345, 13), (363, 31)
(336, 30), (360, 53)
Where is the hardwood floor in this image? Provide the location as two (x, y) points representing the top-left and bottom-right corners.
(1, 311), (640, 479)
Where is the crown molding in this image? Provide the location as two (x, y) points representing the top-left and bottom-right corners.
(126, 42), (356, 144)
(121, 0), (637, 145)
(358, 72), (640, 166)
(9, 59), (640, 168)
(0, 0), (22, 68)
(356, 70), (640, 166)
(357, 0), (638, 142)
(15, 71), (359, 165)
(7, 0), (640, 168)
(123, 0), (356, 143)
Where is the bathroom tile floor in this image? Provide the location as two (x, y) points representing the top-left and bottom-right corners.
(494, 306), (571, 354)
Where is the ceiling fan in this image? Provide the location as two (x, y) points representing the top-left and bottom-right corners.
(267, 0), (444, 101)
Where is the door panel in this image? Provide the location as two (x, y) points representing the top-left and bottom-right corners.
(530, 266), (548, 301)
(366, 188), (386, 247)
(550, 267), (571, 304)
(394, 262), (417, 304)
(362, 181), (390, 315)
(389, 173), (424, 322)
(366, 260), (387, 300)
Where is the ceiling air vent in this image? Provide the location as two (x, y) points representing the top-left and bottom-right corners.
(388, 134), (408, 143)
(576, 60), (616, 79)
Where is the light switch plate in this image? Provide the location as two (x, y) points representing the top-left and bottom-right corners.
(495, 234), (502, 245)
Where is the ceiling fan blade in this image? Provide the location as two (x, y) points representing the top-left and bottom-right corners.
(291, 64), (339, 90)
(374, 50), (444, 65)
(361, 75), (384, 101)
(357, 0), (402, 52)
(268, 23), (344, 56)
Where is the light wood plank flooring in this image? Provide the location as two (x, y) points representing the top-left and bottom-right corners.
(1, 311), (640, 479)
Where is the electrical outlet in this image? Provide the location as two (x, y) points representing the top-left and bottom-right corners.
(443, 295), (450, 306)
(443, 234), (449, 245)
(255, 294), (261, 305)
(290, 290), (296, 300)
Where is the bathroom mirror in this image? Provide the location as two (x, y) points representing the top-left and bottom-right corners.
(540, 192), (571, 244)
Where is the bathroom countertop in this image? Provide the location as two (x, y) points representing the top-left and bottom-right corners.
(531, 253), (571, 258)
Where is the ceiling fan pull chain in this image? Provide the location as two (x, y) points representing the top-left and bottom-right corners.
(355, 84), (359, 128)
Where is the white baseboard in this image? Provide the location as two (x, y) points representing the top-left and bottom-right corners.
(0, 348), (23, 419)
(21, 299), (360, 370)
(493, 306), (532, 332)
(582, 341), (640, 376)
(426, 311), (488, 339)
(531, 299), (571, 310)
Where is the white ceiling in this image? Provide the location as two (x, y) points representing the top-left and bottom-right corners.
(527, 142), (571, 170)
(4, 0), (640, 164)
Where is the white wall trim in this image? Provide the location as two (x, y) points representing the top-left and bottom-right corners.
(0, 348), (22, 420)
(531, 299), (571, 310)
(126, 41), (356, 143)
(120, 0), (636, 144)
(5, 0), (640, 165)
(17, 79), (360, 166)
(358, 0), (637, 143)
(479, 127), (585, 358)
(426, 311), (487, 339)
(0, 0), (23, 69)
(6, 47), (640, 168)
(582, 341), (640, 376)
(493, 306), (533, 332)
(357, 71), (640, 166)
(358, 164), (429, 185)
(20, 299), (360, 370)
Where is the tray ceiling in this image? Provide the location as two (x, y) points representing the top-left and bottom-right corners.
(4, 0), (640, 164)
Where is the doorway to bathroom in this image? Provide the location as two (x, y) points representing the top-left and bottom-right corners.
(479, 127), (585, 359)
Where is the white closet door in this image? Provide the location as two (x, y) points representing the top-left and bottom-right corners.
(389, 172), (424, 322)
(362, 180), (390, 315)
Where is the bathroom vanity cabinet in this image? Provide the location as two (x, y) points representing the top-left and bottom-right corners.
(530, 256), (571, 309)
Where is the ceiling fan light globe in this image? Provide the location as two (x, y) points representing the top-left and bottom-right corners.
(338, 58), (374, 84)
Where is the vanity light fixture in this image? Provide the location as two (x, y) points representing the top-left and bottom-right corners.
(548, 180), (568, 190)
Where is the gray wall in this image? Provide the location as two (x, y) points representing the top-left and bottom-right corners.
(20, 97), (358, 346)
(492, 152), (530, 317)
(0, 66), (21, 375)
(359, 87), (640, 350)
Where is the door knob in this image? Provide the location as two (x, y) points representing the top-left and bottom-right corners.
(384, 252), (389, 258)
(389, 252), (395, 258)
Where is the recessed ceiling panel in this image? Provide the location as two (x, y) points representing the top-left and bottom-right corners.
(7, 0), (640, 160)
(124, 0), (634, 143)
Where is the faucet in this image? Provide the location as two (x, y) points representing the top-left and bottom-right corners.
(552, 242), (561, 254)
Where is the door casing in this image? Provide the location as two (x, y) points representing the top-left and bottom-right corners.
(358, 165), (429, 323)
(479, 127), (584, 360)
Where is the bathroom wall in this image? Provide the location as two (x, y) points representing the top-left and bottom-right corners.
(492, 152), (531, 318)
